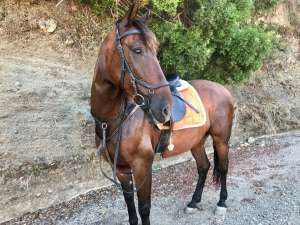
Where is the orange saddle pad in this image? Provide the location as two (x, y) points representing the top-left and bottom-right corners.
(158, 80), (206, 130)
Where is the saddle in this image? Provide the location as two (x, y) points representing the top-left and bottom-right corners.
(155, 73), (206, 153)
(167, 73), (187, 122)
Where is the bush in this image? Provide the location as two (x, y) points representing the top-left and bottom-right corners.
(151, 0), (183, 16)
(152, 22), (213, 80)
(152, 0), (276, 82)
(78, 0), (278, 83)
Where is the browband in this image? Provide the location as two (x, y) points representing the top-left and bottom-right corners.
(117, 29), (142, 40)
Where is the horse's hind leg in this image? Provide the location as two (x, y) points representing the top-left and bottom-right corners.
(185, 140), (210, 213)
(117, 172), (139, 225)
(211, 133), (230, 214)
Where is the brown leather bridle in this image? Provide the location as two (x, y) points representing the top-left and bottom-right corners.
(91, 22), (171, 193)
(115, 21), (169, 121)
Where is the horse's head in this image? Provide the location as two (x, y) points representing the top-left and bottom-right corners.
(99, 4), (172, 123)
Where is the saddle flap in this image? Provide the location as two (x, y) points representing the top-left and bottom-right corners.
(166, 73), (187, 122)
(171, 94), (187, 122)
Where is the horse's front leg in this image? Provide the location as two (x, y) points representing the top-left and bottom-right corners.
(133, 157), (154, 225)
(117, 172), (139, 225)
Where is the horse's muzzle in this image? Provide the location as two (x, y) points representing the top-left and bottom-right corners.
(151, 102), (171, 123)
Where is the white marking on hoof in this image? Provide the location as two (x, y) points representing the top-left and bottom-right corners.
(214, 206), (227, 224)
(214, 206), (227, 216)
(184, 203), (202, 214)
(184, 206), (198, 214)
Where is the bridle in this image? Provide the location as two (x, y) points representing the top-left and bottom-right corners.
(92, 22), (171, 193)
(115, 21), (169, 122)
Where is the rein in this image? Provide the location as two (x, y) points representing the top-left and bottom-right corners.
(92, 22), (170, 193)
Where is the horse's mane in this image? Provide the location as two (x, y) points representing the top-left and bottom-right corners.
(127, 19), (159, 52)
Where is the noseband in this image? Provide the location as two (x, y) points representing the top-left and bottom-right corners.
(115, 22), (169, 115)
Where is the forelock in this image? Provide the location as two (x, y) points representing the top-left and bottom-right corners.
(128, 19), (159, 52)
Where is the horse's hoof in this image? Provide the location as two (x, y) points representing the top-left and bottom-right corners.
(184, 203), (202, 214)
(184, 206), (198, 214)
(214, 206), (227, 216)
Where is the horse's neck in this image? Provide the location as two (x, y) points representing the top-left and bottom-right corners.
(91, 79), (122, 121)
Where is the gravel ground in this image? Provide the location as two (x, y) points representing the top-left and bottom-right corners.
(3, 131), (300, 225)
(1, 0), (299, 223)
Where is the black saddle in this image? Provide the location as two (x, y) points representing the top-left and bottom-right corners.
(166, 73), (186, 122)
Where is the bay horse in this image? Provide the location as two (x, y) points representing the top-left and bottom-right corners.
(90, 4), (235, 225)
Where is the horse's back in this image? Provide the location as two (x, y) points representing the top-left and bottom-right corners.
(189, 79), (235, 110)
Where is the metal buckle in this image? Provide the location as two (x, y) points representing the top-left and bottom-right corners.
(148, 89), (154, 95)
(133, 94), (146, 107)
(101, 122), (108, 130)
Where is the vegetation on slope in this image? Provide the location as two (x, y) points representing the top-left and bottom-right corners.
(78, 0), (280, 83)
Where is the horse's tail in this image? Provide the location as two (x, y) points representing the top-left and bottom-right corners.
(213, 103), (237, 185)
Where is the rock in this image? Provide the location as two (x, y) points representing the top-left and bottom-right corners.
(65, 37), (75, 46)
(240, 143), (249, 147)
(38, 18), (57, 33)
(15, 81), (22, 90)
(248, 136), (255, 144)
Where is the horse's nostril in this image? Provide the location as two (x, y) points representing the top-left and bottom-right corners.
(162, 105), (170, 118)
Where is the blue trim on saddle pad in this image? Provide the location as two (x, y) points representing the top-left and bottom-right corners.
(166, 74), (187, 122)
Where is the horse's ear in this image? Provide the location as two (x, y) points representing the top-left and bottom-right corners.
(142, 9), (151, 24)
(127, 2), (140, 21)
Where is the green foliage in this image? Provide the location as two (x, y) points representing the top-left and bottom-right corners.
(151, 0), (183, 16)
(254, 0), (280, 11)
(152, 22), (213, 79)
(152, 0), (276, 82)
(219, 26), (275, 82)
(77, 0), (279, 83)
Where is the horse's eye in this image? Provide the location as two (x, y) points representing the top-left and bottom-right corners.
(133, 48), (143, 54)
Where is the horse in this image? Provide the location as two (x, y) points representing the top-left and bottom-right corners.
(90, 4), (235, 225)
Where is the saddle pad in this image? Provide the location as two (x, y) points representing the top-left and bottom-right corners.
(157, 80), (206, 131)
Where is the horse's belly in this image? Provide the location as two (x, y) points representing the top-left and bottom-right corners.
(161, 126), (206, 158)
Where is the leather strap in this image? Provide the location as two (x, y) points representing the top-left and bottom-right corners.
(118, 29), (142, 40)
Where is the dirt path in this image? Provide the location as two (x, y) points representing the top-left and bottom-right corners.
(0, 44), (110, 223)
(0, 1), (299, 223)
(4, 131), (299, 225)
